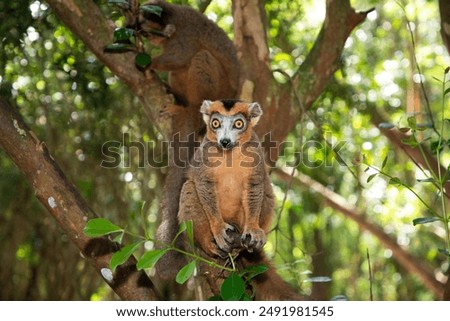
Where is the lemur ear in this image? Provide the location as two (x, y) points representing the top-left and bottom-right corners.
(248, 102), (262, 126)
(200, 100), (212, 124)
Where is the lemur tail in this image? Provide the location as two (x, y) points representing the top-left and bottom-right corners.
(241, 251), (306, 301)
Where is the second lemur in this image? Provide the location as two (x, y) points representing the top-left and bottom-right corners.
(138, 0), (240, 109)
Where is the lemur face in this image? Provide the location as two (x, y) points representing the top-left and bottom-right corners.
(208, 113), (248, 149)
(200, 100), (262, 150)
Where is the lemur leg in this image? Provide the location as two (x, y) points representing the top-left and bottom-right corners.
(241, 168), (274, 253)
(178, 180), (240, 257)
(259, 176), (275, 232)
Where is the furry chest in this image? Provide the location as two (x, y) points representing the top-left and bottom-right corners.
(211, 149), (253, 226)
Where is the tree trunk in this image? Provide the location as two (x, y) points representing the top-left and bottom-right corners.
(232, 0), (270, 105)
(439, 0), (450, 54)
(0, 97), (159, 300)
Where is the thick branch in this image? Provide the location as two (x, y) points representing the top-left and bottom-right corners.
(45, 0), (173, 137)
(0, 97), (159, 300)
(296, 0), (373, 110)
(232, 0), (270, 104)
(445, 277), (450, 300)
(258, 0), (372, 160)
(273, 167), (445, 299)
(439, 0), (450, 54)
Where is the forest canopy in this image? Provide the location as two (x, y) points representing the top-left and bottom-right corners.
(0, 0), (449, 300)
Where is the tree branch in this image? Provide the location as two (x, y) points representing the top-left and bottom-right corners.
(444, 277), (450, 300)
(439, 0), (450, 54)
(257, 0), (373, 161)
(273, 167), (445, 299)
(295, 0), (373, 110)
(369, 107), (450, 199)
(232, 0), (270, 104)
(0, 97), (159, 300)
(45, 0), (173, 138)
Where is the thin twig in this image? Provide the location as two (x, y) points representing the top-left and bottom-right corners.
(395, 1), (438, 135)
(367, 248), (374, 301)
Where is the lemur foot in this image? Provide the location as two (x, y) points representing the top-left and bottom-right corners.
(241, 227), (266, 253)
(209, 222), (236, 258)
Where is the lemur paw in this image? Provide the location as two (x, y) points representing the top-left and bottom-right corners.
(210, 223), (236, 257)
(241, 228), (266, 253)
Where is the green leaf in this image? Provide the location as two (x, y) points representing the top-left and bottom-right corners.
(412, 217), (441, 226)
(367, 174), (377, 183)
(172, 220), (187, 244)
(430, 140), (443, 154)
(183, 220), (194, 246)
(416, 123), (432, 131)
(443, 169), (450, 183)
(110, 242), (143, 272)
(407, 116), (417, 130)
(135, 52), (152, 70)
(84, 218), (122, 237)
(239, 264), (268, 281)
(136, 249), (168, 270)
(140, 5), (163, 17)
(241, 293), (253, 301)
(175, 260), (196, 284)
(381, 156), (388, 170)
(104, 43), (136, 53)
(113, 28), (134, 43)
(444, 86), (450, 97)
(416, 177), (435, 183)
(388, 177), (402, 186)
(432, 76), (442, 83)
(401, 135), (418, 147)
(438, 248), (450, 257)
(108, 0), (130, 9)
(208, 295), (223, 301)
(112, 232), (124, 244)
(220, 273), (246, 301)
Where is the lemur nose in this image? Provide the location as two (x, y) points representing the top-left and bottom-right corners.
(219, 138), (231, 149)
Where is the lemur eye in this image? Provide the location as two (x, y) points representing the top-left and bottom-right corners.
(211, 119), (221, 129)
(234, 119), (244, 129)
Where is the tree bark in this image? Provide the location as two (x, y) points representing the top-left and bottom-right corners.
(232, 0), (270, 105)
(439, 0), (450, 54)
(45, 0), (173, 138)
(273, 167), (445, 299)
(444, 277), (450, 300)
(0, 97), (159, 300)
(295, 0), (373, 111)
(258, 0), (373, 161)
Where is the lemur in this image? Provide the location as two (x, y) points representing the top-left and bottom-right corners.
(178, 99), (273, 257)
(134, 0), (240, 280)
(138, 0), (240, 109)
(178, 100), (303, 300)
